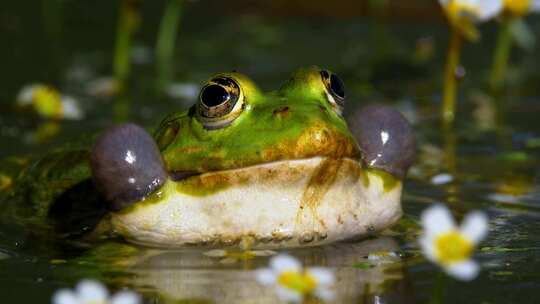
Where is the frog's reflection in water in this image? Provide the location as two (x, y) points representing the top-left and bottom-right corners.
(123, 237), (415, 303)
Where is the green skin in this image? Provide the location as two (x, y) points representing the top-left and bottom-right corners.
(155, 66), (360, 174)
(0, 66), (399, 239)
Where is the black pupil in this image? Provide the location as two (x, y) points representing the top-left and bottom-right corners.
(201, 85), (229, 107)
(321, 70), (330, 79)
(330, 73), (345, 99)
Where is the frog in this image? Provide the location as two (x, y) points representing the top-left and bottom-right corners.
(1, 66), (415, 249)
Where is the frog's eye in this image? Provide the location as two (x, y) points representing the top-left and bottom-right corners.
(320, 70), (346, 114)
(196, 76), (244, 129)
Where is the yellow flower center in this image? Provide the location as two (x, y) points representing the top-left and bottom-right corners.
(32, 86), (63, 119)
(504, 0), (531, 16)
(277, 271), (317, 294)
(434, 230), (474, 265)
(446, 1), (480, 20)
(0, 174), (12, 191)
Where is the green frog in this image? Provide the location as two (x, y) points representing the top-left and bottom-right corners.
(1, 66), (415, 248)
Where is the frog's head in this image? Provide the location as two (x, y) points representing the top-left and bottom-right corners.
(89, 67), (415, 246)
(154, 66), (360, 177)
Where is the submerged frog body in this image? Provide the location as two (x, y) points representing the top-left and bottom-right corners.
(3, 67), (415, 248)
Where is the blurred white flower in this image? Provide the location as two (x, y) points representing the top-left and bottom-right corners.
(165, 82), (199, 102)
(85, 77), (121, 98)
(430, 173), (454, 185)
(256, 254), (335, 303)
(16, 84), (83, 120)
(503, 0), (540, 16)
(419, 204), (489, 281)
(438, 0), (503, 40)
(439, 0), (503, 21)
(60, 95), (84, 120)
(52, 279), (141, 304)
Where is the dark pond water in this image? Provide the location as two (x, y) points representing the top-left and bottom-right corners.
(1, 1), (540, 303)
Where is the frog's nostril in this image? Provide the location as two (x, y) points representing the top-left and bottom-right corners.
(90, 123), (167, 211)
(273, 106), (290, 118)
(348, 104), (416, 178)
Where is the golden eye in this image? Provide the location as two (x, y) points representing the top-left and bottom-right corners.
(320, 70), (346, 113)
(196, 77), (244, 129)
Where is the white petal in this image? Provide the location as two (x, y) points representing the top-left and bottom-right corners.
(314, 287), (335, 302)
(418, 235), (437, 262)
(111, 291), (142, 304)
(51, 289), (79, 304)
(486, 193), (520, 203)
(307, 267), (335, 286)
(17, 84), (39, 106)
(164, 83), (200, 100)
(462, 0), (481, 6)
(446, 260), (480, 281)
(275, 286), (303, 303)
(76, 280), (108, 302)
(60, 96), (84, 120)
(270, 254), (302, 273)
(431, 173), (454, 185)
(421, 204), (456, 236)
(476, 0), (503, 20)
(255, 268), (277, 285)
(532, 0), (540, 12)
(460, 211), (489, 244)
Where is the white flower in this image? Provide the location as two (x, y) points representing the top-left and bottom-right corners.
(503, 0), (540, 16)
(256, 254), (335, 303)
(52, 279), (141, 304)
(438, 0), (503, 40)
(85, 77), (121, 98)
(439, 0), (503, 21)
(164, 82), (200, 101)
(419, 204), (488, 281)
(16, 83), (83, 120)
(60, 95), (84, 120)
(430, 173), (454, 185)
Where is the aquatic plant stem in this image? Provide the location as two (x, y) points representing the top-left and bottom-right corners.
(113, 0), (140, 122)
(113, 0), (139, 85)
(490, 17), (514, 91)
(429, 272), (447, 304)
(442, 28), (463, 124)
(156, 0), (183, 91)
(443, 123), (458, 205)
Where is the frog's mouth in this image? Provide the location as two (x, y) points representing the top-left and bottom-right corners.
(109, 156), (403, 248)
(167, 156), (365, 197)
(168, 155), (357, 185)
